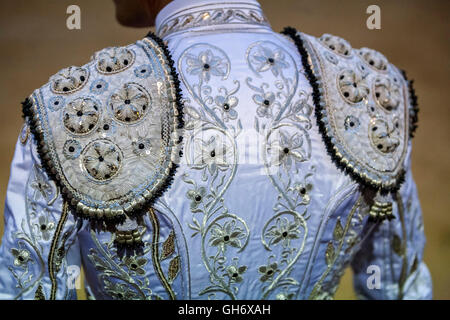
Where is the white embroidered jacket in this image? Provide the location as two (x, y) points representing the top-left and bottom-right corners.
(0, 0), (431, 300)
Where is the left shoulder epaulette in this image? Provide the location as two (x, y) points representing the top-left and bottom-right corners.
(22, 32), (184, 231)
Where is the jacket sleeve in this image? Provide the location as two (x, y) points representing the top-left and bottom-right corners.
(0, 124), (82, 300)
(350, 145), (432, 300)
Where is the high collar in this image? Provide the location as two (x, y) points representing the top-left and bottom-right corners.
(155, 0), (270, 39)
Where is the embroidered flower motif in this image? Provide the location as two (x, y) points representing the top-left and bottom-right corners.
(267, 130), (307, 169)
(51, 66), (88, 94)
(104, 280), (139, 300)
(226, 265), (247, 283)
(214, 95), (238, 122)
(344, 115), (360, 132)
(258, 262), (280, 282)
(358, 48), (388, 71)
(123, 256), (147, 276)
(185, 50), (227, 82)
(48, 96), (65, 112)
(265, 217), (301, 248)
(373, 77), (401, 111)
(338, 70), (369, 103)
(187, 186), (207, 212)
(319, 34), (352, 57)
(134, 64), (152, 78)
(193, 135), (230, 175)
(290, 181), (313, 205)
(252, 45), (289, 77)
(97, 119), (117, 137)
(369, 118), (399, 154)
(63, 97), (100, 135)
(109, 83), (151, 124)
(82, 140), (122, 181)
(96, 47), (134, 74)
(90, 79), (108, 94)
(37, 214), (55, 241)
(276, 292), (295, 300)
(11, 248), (31, 267)
(132, 138), (152, 157)
(30, 166), (52, 201)
(63, 139), (82, 159)
(209, 220), (245, 252)
(253, 91), (275, 118)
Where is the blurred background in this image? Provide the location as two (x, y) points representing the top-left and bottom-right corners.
(0, 0), (448, 299)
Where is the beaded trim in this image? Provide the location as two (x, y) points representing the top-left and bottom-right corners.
(281, 27), (413, 194)
(401, 69), (419, 138)
(22, 32), (184, 231)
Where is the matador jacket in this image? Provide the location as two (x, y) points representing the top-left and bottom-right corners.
(0, 0), (431, 300)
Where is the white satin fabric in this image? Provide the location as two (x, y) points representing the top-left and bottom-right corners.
(0, 0), (431, 300)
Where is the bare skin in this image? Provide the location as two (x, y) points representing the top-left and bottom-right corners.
(113, 0), (172, 28)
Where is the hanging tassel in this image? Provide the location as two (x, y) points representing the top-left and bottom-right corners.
(369, 197), (395, 222)
(113, 217), (145, 257)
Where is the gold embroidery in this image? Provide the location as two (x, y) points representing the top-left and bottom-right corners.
(48, 200), (69, 300)
(309, 195), (362, 299)
(149, 208), (177, 299)
(161, 231), (176, 261)
(34, 283), (45, 300)
(168, 256), (181, 283)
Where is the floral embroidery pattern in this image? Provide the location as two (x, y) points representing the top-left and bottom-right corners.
(134, 64), (152, 78)
(247, 41), (314, 299)
(374, 76), (401, 111)
(88, 229), (160, 300)
(338, 70), (369, 103)
(90, 79), (108, 94)
(8, 165), (76, 299)
(109, 83), (151, 124)
(95, 47), (135, 74)
(63, 97), (101, 135)
(250, 45), (289, 77)
(179, 43), (249, 299)
(50, 66), (88, 94)
(185, 49), (227, 83)
(319, 34), (352, 57)
(81, 140), (123, 181)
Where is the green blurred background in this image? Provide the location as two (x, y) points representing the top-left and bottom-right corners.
(0, 0), (448, 299)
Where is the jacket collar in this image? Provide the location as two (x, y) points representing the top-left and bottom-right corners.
(156, 0), (270, 39)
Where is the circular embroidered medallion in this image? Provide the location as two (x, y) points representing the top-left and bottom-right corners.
(81, 139), (123, 181)
(63, 97), (101, 135)
(109, 83), (151, 124)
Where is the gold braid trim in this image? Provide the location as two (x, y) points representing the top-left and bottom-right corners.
(48, 200), (69, 300)
(148, 208), (177, 300)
